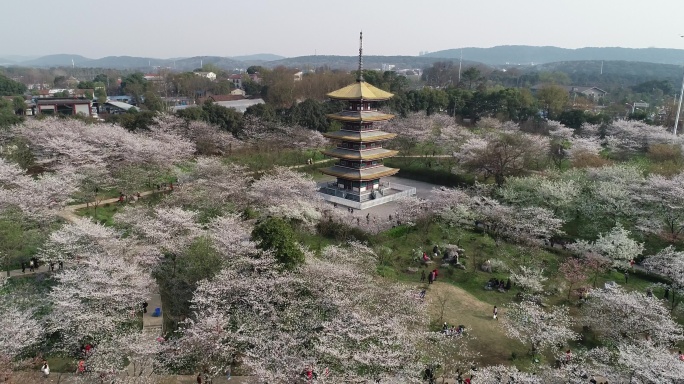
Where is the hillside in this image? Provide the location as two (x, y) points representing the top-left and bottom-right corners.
(264, 55), (482, 70)
(20, 54), (91, 67)
(231, 53), (285, 62)
(426, 45), (684, 66)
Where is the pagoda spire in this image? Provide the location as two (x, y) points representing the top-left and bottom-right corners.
(357, 31), (364, 82)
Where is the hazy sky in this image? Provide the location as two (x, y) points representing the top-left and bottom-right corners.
(3, 0), (684, 58)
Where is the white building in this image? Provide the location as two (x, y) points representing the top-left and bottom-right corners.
(194, 71), (217, 81)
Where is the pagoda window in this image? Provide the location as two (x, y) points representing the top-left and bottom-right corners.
(372, 160), (378, 166)
(360, 144), (366, 149)
(353, 144), (360, 149)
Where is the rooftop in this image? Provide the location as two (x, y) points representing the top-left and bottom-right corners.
(327, 81), (394, 101)
(322, 147), (398, 161)
(320, 165), (399, 181)
(326, 110), (394, 122)
(322, 130), (397, 143)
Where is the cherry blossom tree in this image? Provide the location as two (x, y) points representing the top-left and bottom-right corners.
(603, 120), (680, 154)
(163, 157), (253, 213)
(509, 266), (547, 296)
(453, 131), (549, 186)
(46, 219), (153, 352)
(582, 286), (683, 346)
(248, 166), (326, 228)
(502, 300), (579, 355)
(116, 206), (203, 253)
(0, 304), (42, 360)
(242, 116), (328, 150)
(643, 246), (684, 310)
(171, 242), (425, 383)
(568, 223), (644, 270)
(618, 342), (684, 383)
(155, 115), (244, 156)
(469, 196), (564, 245)
(0, 158), (80, 220)
(559, 258), (588, 300)
(16, 117), (195, 172)
(633, 172), (684, 242)
(498, 174), (581, 221)
(423, 332), (478, 384)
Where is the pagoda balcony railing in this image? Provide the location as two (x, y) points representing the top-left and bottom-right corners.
(320, 182), (392, 202)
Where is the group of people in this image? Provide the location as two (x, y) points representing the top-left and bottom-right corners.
(20, 258), (63, 273)
(420, 269), (439, 284)
(441, 322), (465, 337)
(484, 278), (510, 292)
(118, 191), (143, 204)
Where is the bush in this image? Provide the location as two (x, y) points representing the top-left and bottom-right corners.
(252, 217), (304, 270)
(316, 219), (370, 242)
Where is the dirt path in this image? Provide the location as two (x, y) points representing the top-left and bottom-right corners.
(426, 282), (526, 366)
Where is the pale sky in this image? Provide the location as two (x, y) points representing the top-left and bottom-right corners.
(3, 0), (684, 58)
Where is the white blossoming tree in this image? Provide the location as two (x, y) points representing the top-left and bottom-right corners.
(643, 246), (684, 310)
(170, 242), (426, 383)
(582, 286), (683, 346)
(502, 301), (579, 355)
(568, 223), (644, 270)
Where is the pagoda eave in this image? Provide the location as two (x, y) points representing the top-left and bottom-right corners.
(320, 166), (399, 181)
(325, 112), (395, 123)
(322, 131), (397, 142)
(326, 81), (394, 101)
(322, 149), (399, 161)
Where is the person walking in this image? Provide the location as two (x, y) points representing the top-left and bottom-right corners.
(493, 306), (498, 320)
(624, 271), (629, 284)
(428, 271), (434, 284)
(142, 302), (148, 314)
(196, 372), (202, 383)
(21, 261), (25, 273)
(420, 270), (426, 282)
(29, 259), (34, 272)
(41, 360), (50, 378)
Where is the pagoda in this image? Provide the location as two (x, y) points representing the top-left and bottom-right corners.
(319, 33), (400, 203)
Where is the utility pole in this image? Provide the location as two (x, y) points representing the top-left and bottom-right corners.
(458, 49), (463, 82)
(674, 69), (684, 135)
(600, 61), (603, 75)
(674, 35), (684, 136)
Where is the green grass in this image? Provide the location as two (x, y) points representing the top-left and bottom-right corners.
(227, 148), (328, 170)
(384, 157), (475, 187)
(76, 192), (168, 225)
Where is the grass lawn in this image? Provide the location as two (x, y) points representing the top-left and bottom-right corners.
(76, 192), (169, 225)
(425, 282), (528, 367)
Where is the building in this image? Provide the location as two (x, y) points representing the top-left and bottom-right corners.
(101, 101), (139, 114)
(36, 99), (93, 117)
(228, 74), (243, 89)
(173, 95), (264, 113)
(531, 85), (607, 100)
(318, 33), (415, 209)
(194, 71), (217, 81)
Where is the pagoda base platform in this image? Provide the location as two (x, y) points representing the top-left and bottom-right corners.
(318, 182), (416, 210)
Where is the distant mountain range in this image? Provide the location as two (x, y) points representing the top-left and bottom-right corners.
(2, 46), (684, 71)
(0, 54), (286, 71)
(424, 45), (684, 66)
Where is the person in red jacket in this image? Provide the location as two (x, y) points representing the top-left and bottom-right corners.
(432, 269), (438, 280)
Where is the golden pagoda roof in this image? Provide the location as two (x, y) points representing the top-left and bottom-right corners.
(326, 110), (394, 122)
(327, 81), (394, 101)
(322, 130), (397, 142)
(320, 165), (399, 181)
(322, 148), (398, 161)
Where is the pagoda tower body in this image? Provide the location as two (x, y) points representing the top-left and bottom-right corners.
(319, 32), (401, 203)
